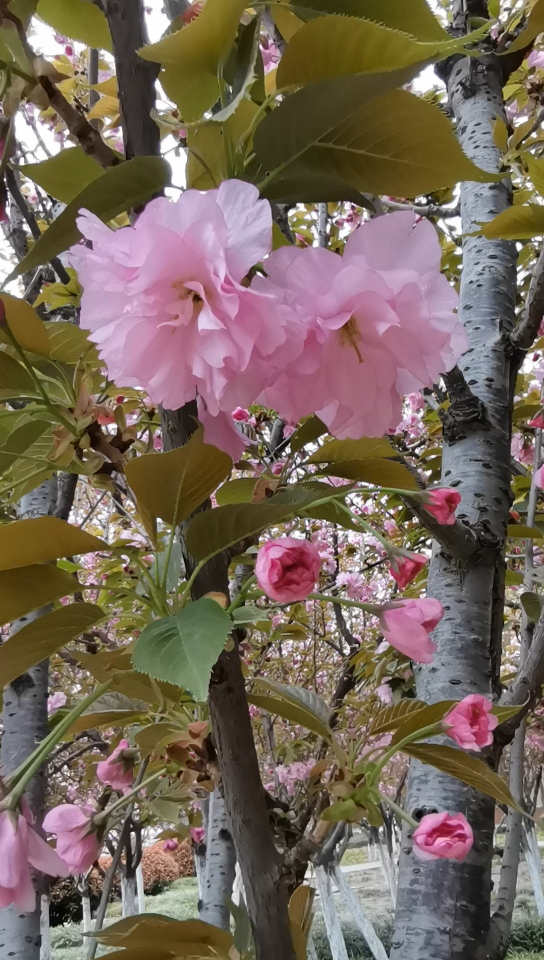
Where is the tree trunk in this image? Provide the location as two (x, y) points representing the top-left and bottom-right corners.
(39, 894), (50, 960)
(315, 866), (349, 960)
(121, 875), (139, 917)
(0, 479), (58, 960)
(390, 29), (516, 960)
(198, 788), (236, 930)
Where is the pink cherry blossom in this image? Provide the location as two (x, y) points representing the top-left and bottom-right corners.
(257, 211), (466, 438)
(162, 838), (179, 851)
(190, 827), (206, 844)
(444, 695), (498, 751)
(423, 488), (461, 525)
(379, 598), (444, 663)
(232, 407), (250, 422)
(256, 537), (322, 602)
(96, 739), (134, 793)
(412, 812), (473, 862)
(47, 691), (67, 715)
(336, 571), (367, 600)
(376, 682), (393, 704)
(71, 180), (298, 418)
(408, 392), (426, 412)
(528, 49), (544, 69)
(0, 806), (69, 910)
(43, 804), (100, 874)
(512, 433), (535, 464)
(389, 552), (428, 590)
(529, 413), (544, 428)
(535, 465), (544, 489)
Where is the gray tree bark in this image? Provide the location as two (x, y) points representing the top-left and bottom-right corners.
(198, 788), (236, 930)
(390, 26), (517, 960)
(0, 479), (58, 960)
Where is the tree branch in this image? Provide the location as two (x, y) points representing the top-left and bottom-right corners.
(6, 166), (71, 284)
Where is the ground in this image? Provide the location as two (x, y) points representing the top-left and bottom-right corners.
(50, 851), (544, 959)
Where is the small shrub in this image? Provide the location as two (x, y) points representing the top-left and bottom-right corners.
(509, 919), (544, 952)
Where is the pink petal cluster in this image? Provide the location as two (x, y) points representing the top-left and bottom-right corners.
(336, 571), (368, 600)
(379, 598), (444, 664)
(529, 413), (544, 429)
(535, 464), (544, 490)
(444, 694), (498, 751)
(423, 488), (461, 525)
(256, 537), (322, 602)
(43, 804), (101, 874)
(71, 180), (296, 418)
(96, 739), (134, 793)
(0, 806), (68, 910)
(190, 826), (206, 844)
(412, 811), (473, 862)
(162, 838), (179, 851)
(256, 211), (466, 439)
(389, 552), (428, 590)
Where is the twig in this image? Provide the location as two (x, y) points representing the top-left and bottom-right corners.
(5, 166), (71, 284)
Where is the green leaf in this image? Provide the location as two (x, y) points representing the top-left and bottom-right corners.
(0, 564), (77, 625)
(475, 204), (544, 240)
(402, 742), (521, 810)
(36, 0), (112, 51)
(185, 501), (309, 561)
(520, 591), (544, 623)
(492, 702), (525, 724)
(500, 0), (544, 54)
(215, 478), (257, 505)
(289, 0), (451, 41)
(139, 0), (248, 122)
(262, 170), (375, 205)
(10, 157), (171, 280)
(9, 0), (37, 26)
(246, 692), (332, 739)
(0, 293), (51, 355)
(277, 15), (484, 88)
(18, 146), (104, 205)
(231, 605), (266, 625)
(308, 437), (396, 462)
(135, 721), (183, 757)
(0, 351), (39, 399)
(254, 677), (332, 725)
(46, 321), (97, 365)
(290, 415), (327, 453)
(390, 700), (457, 745)
(321, 798), (360, 822)
(0, 20), (32, 72)
(132, 598), (233, 701)
(318, 458), (420, 490)
(368, 698), (428, 737)
(256, 82), (500, 201)
(0, 516), (106, 571)
(125, 429), (232, 541)
(508, 524), (544, 539)
(0, 602), (103, 686)
(213, 16), (261, 122)
(0, 419), (51, 479)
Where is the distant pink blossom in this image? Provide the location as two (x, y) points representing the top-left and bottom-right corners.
(423, 488), (461, 525)
(96, 740), (134, 793)
(528, 49), (544, 69)
(336, 571), (367, 600)
(257, 211), (466, 439)
(284, 424), (296, 438)
(444, 695), (498, 751)
(408, 392), (426, 412)
(0, 805), (68, 910)
(376, 682), (393, 704)
(232, 407), (249, 422)
(256, 537), (322, 602)
(379, 598), (444, 663)
(47, 691), (67, 715)
(162, 838), (178, 851)
(535, 465), (544, 489)
(190, 827), (206, 844)
(43, 804), (100, 875)
(512, 433), (535, 464)
(413, 812), (473, 862)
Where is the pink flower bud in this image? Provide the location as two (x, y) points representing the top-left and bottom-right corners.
(423, 488), (461, 525)
(190, 827), (206, 844)
(535, 465), (544, 490)
(389, 552), (427, 590)
(379, 598), (444, 664)
(444, 694), (498, 751)
(42, 804), (100, 875)
(256, 537), (322, 602)
(529, 413), (544, 429)
(413, 812), (473, 862)
(162, 838), (179, 851)
(232, 406), (250, 422)
(96, 740), (134, 793)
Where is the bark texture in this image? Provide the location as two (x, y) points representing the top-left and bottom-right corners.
(198, 788), (236, 930)
(0, 478), (58, 960)
(390, 50), (516, 960)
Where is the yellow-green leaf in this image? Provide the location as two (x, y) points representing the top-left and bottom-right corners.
(308, 437), (396, 462)
(0, 350), (40, 398)
(0, 293), (50, 355)
(125, 429), (232, 538)
(500, 0), (544, 54)
(185, 500), (311, 561)
(247, 692), (332, 740)
(256, 83), (501, 202)
(139, 0), (247, 122)
(402, 742), (521, 810)
(0, 602), (104, 686)
(93, 914), (234, 957)
(526, 154), (544, 199)
(18, 146), (104, 205)
(46, 321), (98, 364)
(290, 0), (450, 41)
(318, 458), (419, 490)
(277, 15), (484, 88)
(0, 564), (77, 625)
(36, 0), (112, 51)
(390, 699), (457, 745)
(507, 524), (544, 539)
(0, 419), (51, 479)
(9, 157), (171, 280)
(215, 478), (256, 505)
(475, 204), (544, 240)
(367, 698), (428, 737)
(0, 516), (106, 571)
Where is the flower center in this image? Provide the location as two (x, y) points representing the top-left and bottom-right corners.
(338, 317), (364, 363)
(171, 280), (204, 318)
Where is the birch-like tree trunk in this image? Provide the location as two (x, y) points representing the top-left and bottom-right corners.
(198, 789), (236, 930)
(0, 479), (58, 960)
(390, 9), (517, 959)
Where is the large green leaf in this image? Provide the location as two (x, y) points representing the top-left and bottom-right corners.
(0, 565), (77, 625)
(308, 437), (396, 462)
(185, 499), (314, 561)
(256, 83), (500, 200)
(215, 478), (257, 505)
(402, 742), (521, 810)
(36, 0), (112, 50)
(18, 146), (104, 205)
(290, 0), (450, 40)
(0, 602), (104, 686)
(125, 429), (232, 541)
(139, 0), (248, 122)
(247, 692), (332, 739)
(520, 591), (544, 624)
(0, 419), (51, 479)
(0, 294), (51, 355)
(10, 157), (171, 280)
(390, 700), (457, 745)
(277, 15), (482, 88)
(254, 677), (332, 724)
(476, 204), (544, 240)
(0, 516), (106, 571)
(500, 0), (544, 54)
(0, 351), (39, 399)
(317, 458), (420, 490)
(46, 322), (98, 365)
(290, 415), (327, 453)
(261, 170), (375, 204)
(132, 598), (233, 701)
(92, 914), (234, 958)
(367, 698), (427, 737)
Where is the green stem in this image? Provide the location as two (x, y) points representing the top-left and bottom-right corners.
(179, 556), (210, 606)
(3, 326), (77, 435)
(4, 680), (113, 803)
(160, 521), (178, 593)
(379, 791), (418, 829)
(227, 574), (257, 615)
(367, 722), (443, 789)
(93, 768), (166, 826)
(309, 592), (381, 614)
